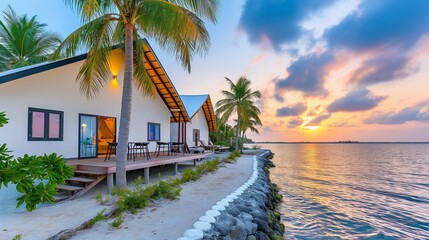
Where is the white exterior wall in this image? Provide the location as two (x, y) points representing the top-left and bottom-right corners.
(171, 107), (209, 147)
(0, 60), (171, 158)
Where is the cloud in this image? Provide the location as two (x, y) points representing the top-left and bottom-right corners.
(239, 0), (338, 50)
(348, 51), (415, 85)
(252, 0), (429, 96)
(288, 117), (304, 128)
(306, 113), (331, 126)
(364, 102), (429, 125)
(276, 103), (307, 117)
(273, 93), (284, 103)
(327, 88), (386, 112)
(323, 0), (429, 85)
(275, 52), (332, 96)
(324, 0), (429, 51)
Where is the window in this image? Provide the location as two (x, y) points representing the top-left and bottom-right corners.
(28, 108), (63, 141)
(147, 122), (160, 141)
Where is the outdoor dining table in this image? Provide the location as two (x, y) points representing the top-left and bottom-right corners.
(131, 142), (150, 160)
(155, 141), (170, 156)
(104, 142), (148, 161)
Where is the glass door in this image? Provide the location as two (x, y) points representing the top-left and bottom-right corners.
(79, 114), (97, 158)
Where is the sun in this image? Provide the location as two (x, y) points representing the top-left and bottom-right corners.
(304, 126), (320, 131)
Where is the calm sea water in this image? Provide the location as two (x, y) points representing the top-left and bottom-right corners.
(262, 143), (429, 239)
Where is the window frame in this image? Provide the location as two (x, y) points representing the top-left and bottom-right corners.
(147, 122), (161, 141)
(28, 107), (64, 141)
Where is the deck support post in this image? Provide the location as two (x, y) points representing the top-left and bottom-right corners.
(174, 162), (178, 175)
(144, 167), (150, 184)
(107, 173), (114, 194)
(193, 159), (196, 166)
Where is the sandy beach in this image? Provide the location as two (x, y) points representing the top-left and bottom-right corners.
(0, 154), (254, 240)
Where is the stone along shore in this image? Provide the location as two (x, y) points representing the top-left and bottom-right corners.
(201, 151), (284, 239)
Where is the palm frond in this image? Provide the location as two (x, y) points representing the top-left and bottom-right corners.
(135, 0), (211, 72)
(133, 37), (156, 97)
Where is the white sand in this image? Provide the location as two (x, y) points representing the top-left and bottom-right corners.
(0, 155), (254, 240)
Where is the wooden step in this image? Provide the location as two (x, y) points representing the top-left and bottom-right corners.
(74, 169), (106, 175)
(57, 184), (84, 191)
(68, 177), (95, 183)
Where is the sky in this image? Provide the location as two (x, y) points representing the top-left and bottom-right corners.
(1, 0), (429, 142)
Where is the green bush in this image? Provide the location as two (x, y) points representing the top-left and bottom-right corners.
(224, 151), (241, 164)
(88, 209), (107, 226)
(153, 177), (182, 200)
(197, 159), (220, 174)
(117, 177), (152, 213)
(111, 213), (124, 228)
(117, 176), (182, 213)
(0, 112), (74, 211)
(180, 168), (201, 182)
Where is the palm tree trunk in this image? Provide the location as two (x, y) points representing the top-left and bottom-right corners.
(116, 23), (134, 189)
(235, 114), (240, 151)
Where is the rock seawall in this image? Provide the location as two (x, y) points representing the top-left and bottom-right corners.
(203, 151), (284, 240)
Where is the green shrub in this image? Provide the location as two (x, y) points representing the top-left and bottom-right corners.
(111, 213), (124, 228)
(0, 111), (8, 127)
(117, 176), (182, 213)
(223, 151), (241, 164)
(116, 178), (152, 213)
(0, 112), (74, 212)
(197, 159), (220, 174)
(153, 178), (182, 200)
(12, 234), (22, 240)
(180, 168), (201, 182)
(95, 191), (110, 204)
(88, 209), (107, 226)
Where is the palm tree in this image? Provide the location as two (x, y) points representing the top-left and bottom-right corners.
(216, 76), (261, 150)
(0, 6), (61, 71)
(237, 116), (261, 139)
(55, 0), (219, 189)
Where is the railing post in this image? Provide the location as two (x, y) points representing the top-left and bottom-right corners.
(144, 167), (150, 184)
(107, 173), (114, 194)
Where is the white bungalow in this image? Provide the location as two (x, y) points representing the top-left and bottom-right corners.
(170, 94), (217, 149)
(0, 40), (191, 159)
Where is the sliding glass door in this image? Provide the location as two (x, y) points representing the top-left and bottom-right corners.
(79, 114), (97, 158)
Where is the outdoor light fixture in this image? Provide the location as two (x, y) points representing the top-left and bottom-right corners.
(111, 75), (119, 88)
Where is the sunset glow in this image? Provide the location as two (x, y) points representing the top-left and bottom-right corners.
(304, 126), (320, 131)
(1, 0), (429, 142)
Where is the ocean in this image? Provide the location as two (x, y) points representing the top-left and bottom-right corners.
(261, 143), (429, 239)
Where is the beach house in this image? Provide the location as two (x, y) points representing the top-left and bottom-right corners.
(170, 95), (216, 149)
(0, 40), (192, 159)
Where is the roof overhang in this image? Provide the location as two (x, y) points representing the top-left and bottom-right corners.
(0, 40), (190, 122)
(142, 40), (190, 123)
(201, 95), (217, 132)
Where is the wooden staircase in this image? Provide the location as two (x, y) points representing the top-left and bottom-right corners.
(54, 165), (108, 202)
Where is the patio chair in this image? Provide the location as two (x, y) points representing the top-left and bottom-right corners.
(199, 140), (219, 152)
(209, 140), (229, 152)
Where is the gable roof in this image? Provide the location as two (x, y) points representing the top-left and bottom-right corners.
(0, 40), (190, 122)
(142, 41), (190, 122)
(179, 94), (217, 132)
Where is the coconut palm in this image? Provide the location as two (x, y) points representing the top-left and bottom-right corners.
(0, 6), (61, 71)
(237, 116), (261, 139)
(56, 0), (219, 189)
(216, 76), (261, 150)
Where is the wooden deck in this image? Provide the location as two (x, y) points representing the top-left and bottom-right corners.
(64, 152), (211, 196)
(67, 152), (210, 174)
